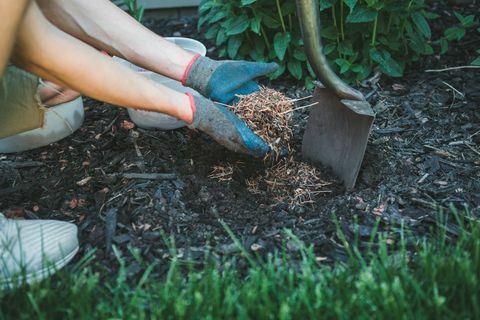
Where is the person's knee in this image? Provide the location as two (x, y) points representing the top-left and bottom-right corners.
(0, 65), (44, 138)
(38, 81), (81, 106)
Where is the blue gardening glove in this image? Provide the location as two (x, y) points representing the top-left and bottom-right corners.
(183, 55), (279, 105)
(186, 93), (269, 158)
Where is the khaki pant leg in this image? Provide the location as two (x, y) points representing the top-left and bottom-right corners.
(0, 66), (45, 139)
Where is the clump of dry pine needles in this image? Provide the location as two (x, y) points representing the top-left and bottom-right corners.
(233, 87), (294, 157)
(210, 87), (331, 207)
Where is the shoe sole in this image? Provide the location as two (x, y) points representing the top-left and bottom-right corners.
(1, 245), (79, 289)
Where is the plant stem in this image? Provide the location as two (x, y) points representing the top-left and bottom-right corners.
(261, 26), (271, 51)
(399, 0), (415, 40)
(371, 15), (378, 46)
(332, 4), (341, 55)
(340, 0), (345, 41)
(275, 0), (287, 33)
(386, 13), (393, 34)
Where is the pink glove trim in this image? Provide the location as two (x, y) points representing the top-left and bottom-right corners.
(185, 92), (196, 123)
(181, 54), (201, 86)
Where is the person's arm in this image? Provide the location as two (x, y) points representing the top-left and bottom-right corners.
(12, 1), (193, 123)
(0, 0), (31, 77)
(12, 2), (269, 158)
(36, 0), (193, 81)
(35, 0), (278, 105)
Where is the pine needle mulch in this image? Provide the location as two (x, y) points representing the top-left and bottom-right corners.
(211, 87), (332, 207)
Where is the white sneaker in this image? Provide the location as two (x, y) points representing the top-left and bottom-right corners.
(0, 213), (79, 287)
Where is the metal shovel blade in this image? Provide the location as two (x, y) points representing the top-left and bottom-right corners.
(302, 85), (375, 190)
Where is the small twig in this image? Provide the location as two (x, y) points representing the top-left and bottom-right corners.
(101, 116), (119, 135)
(111, 172), (177, 180)
(442, 81), (465, 99)
(418, 173), (429, 184)
(468, 129), (480, 139)
(411, 198), (448, 211)
(286, 95), (312, 103)
(105, 208), (118, 254)
(1, 161), (44, 169)
(425, 65), (480, 73)
(465, 143), (480, 157)
(279, 102), (319, 114)
(216, 102), (235, 109)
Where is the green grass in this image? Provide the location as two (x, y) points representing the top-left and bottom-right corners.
(1, 212), (479, 319)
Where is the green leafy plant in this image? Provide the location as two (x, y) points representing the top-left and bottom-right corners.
(437, 11), (477, 54)
(123, 0), (145, 22)
(198, 0), (468, 86)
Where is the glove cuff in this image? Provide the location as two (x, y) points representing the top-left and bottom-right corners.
(185, 92), (196, 125)
(183, 56), (221, 96)
(181, 54), (201, 86)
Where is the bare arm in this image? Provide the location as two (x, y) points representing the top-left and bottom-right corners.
(12, 1), (193, 123)
(36, 0), (194, 81)
(0, 0), (31, 77)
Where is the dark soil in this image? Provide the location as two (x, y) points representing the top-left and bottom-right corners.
(1, 3), (479, 274)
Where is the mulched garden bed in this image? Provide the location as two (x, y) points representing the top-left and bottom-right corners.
(1, 3), (479, 275)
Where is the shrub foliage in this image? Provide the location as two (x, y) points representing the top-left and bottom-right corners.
(198, 0), (471, 86)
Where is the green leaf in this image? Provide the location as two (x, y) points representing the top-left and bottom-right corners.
(323, 43), (336, 55)
(454, 11), (476, 28)
(356, 66), (371, 81)
(411, 12), (431, 39)
(444, 27), (466, 41)
(293, 49), (307, 61)
(305, 77), (315, 90)
(338, 41), (354, 56)
(227, 36), (242, 58)
(287, 60), (303, 80)
(378, 36), (401, 51)
(352, 64), (371, 80)
(209, 10), (228, 24)
(347, 7), (378, 23)
(274, 32), (291, 61)
(241, 0), (257, 6)
(344, 0), (358, 12)
(471, 56), (480, 66)
(335, 58), (351, 74)
(198, 15), (209, 30)
(205, 25), (220, 40)
(370, 48), (403, 77)
(281, 2), (297, 15)
(423, 11), (440, 20)
(198, 1), (215, 14)
(251, 15), (262, 34)
(320, 26), (339, 40)
(270, 65), (286, 79)
(136, 7), (144, 22)
(218, 47), (227, 58)
(216, 28), (228, 46)
(250, 36), (266, 61)
(407, 31), (426, 54)
(263, 15), (281, 29)
(225, 16), (250, 36)
(440, 38), (449, 54)
(320, 0), (336, 11)
(306, 61), (316, 78)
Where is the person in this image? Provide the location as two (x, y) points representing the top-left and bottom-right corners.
(0, 0), (278, 287)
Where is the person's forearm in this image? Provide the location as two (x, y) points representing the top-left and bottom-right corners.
(0, 0), (31, 77)
(12, 1), (192, 123)
(36, 0), (194, 81)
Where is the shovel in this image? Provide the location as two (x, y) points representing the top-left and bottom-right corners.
(295, 0), (375, 190)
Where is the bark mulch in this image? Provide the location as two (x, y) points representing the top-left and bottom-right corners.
(0, 4), (479, 274)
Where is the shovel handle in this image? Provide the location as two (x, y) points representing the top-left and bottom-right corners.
(296, 0), (365, 101)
